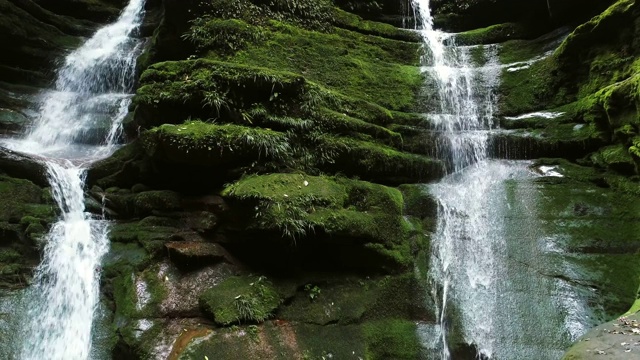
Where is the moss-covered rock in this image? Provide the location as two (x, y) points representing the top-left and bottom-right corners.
(87, 141), (150, 189)
(279, 273), (431, 326)
(333, 8), (420, 42)
(141, 121), (291, 167)
(430, 0), (614, 33)
(133, 190), (182, 215)
(173, 317), (427, 360)
(0, 147), (49, 187)
(0, 175), (55, 288)
(109, 218), (178, 256)
(199, 275), (281, 325)
(364, 319), (421, 359)
(454, 23), (530, 45)
(590, 144), (636, 174)
(562, 312), (640, 359)
(131, 59), (307, 130)
(165, 241), (227, 270)
(220, 173), (426, 273)
(223, 173), (405, 243)
(209, 20), (423, 111)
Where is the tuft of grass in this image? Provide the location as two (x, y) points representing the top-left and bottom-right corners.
(199, 275), (281, 325)
(143, 121), (291, 162)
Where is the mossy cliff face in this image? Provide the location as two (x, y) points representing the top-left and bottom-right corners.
(430, 0), (615, 32)
(85, 0), (640, 358)
(83, 0), (442, 358)
(467, 0), (640, 356)
(1, 0), (639, 358)
(495, 0), (640, 171)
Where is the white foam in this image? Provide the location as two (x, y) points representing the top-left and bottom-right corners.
(505, 112), (565, 120)
(538, 165), (564, 177)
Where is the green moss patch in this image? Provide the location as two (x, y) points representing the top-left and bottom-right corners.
(498, 57), (560, 116)
(112, 264), (167, 321)
(364, 319), (420, 359)
(315, 108), (402, 146)
(109, 219), (178, 256)
(318, 135), (445, 184)
(202, 0), (335, 30)
(223, 173), (407, 244)
(142, 121), (291, 167)
(590, 144), (635, 174)
(332, 8), (420, 42)
(0, 175), (54, 223)
(217, 21), (422, 111)
(199, 275), (281, 325)
(182, 18), (266, 55)
(279, 273), (429, 326)
(455, 23), (528, 46)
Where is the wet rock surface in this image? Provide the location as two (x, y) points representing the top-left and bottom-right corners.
(563, 313), (640, 359)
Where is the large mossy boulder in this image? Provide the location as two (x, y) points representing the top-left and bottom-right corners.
(222, 173), (406, 244)
(221, 173), (426, 272)
(563, 313), (640, 359)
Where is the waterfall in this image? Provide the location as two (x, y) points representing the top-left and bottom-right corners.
(412, 1), (496, 173)
(411, 2), (594, 359)
(3, 1), (146, 358)
(411, 0), (501, 358)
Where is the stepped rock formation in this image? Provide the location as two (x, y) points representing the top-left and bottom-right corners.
(1, 0), (640, 359)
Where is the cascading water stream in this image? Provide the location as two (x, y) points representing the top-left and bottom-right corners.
(411, 0), (500, 358)
(411, 2), (594, 359)
(410, 21), (507, 354)
(2, 1), (146, 358)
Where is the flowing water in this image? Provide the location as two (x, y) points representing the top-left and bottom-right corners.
(1, 1), (146, 358)
(410, 1), (594, 359)
(411, 0), (498, 357)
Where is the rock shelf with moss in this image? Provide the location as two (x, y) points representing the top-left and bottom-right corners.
(222, 173), (406, 243)
(142, 121), (291, 167)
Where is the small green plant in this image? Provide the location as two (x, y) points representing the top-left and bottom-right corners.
(247, 324), (259, 341)
(304, 284), (321, 301)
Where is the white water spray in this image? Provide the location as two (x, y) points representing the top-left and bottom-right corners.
(5, 1), (146, 359)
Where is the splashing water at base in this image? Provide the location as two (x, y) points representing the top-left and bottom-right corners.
(2, 1), (146, 359)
